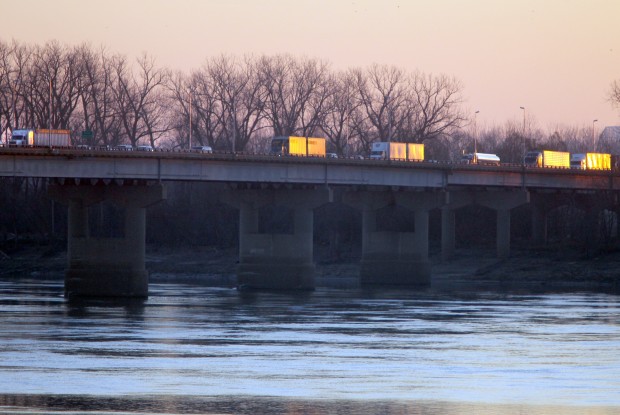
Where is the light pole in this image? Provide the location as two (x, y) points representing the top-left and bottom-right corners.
(188, 89), (193, 149)
(474, 110), (479, 154)
(48, 79), (52, 148)
(520, 106), (526, 159)
(592, 119), (598, 149)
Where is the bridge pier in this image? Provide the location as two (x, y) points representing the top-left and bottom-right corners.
(476, 190), (530, 259)
(346, 191), (444, 287)
(223, 188), (331, 290)
(48, 182), (166, 298)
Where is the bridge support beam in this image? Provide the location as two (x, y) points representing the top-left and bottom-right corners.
(222, 188), (331, 290)
(48, 182), (166, 298)
(346, 191), (444, 287)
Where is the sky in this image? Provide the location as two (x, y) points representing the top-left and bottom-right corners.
(2, 0), (619, 131)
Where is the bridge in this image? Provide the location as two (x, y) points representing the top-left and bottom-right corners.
(1, 147), (618, 297)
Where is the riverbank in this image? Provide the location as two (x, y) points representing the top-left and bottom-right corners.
(1, 243), (619, 292)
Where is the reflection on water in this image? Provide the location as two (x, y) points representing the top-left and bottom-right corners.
(0, 277), (619, 415)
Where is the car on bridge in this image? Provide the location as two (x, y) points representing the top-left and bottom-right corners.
(136, 145), (155, 152)
(113, 144), (134, 151)
(191, 145), (213, 154)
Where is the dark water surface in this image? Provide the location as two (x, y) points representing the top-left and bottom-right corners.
(0, 277), (619, 414)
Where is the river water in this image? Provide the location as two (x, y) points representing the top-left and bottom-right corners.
(0, 276), (619, 415)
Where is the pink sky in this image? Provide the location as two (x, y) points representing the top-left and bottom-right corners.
(3, 0), (619, 131)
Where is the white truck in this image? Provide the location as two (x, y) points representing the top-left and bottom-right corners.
(9, 128), (71, 147)
(461, 152), (501, 166)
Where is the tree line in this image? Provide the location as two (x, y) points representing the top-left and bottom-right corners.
(0, 39), (467, 157)
(5, 38), (618, 161)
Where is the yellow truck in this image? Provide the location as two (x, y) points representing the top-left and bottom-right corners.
(370, 142), (425, 161)
(407, 143), (425, 161)
(570, 153), (611, 170)
(523, 150), (570, 168)
(270, 136), (326, 157)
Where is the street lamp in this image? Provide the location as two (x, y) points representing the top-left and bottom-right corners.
(48, 79), (52, 148)
(592, 119), (598, 149)
(520, 106), (526, 159)
(474, 110), (479, 154)
(188, 89), (193, 149)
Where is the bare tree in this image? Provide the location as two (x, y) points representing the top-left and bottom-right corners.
(112, 53), (170, 147)
(610, 79), (620, 111)
(353, 64), (409, 142)
(401, 72), (466, 143)
(27, 41), (82, 131)
(320, 71), (360, 156)
(74, 44), (123, 146)
(2, 43), (36, 129)
(208, 55), (267, 152)
(189, 67), (225, 149)
(259, 54), (332, 137)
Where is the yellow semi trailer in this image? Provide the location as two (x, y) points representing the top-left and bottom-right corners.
(523, 150), (570, 168)
(270, 136), (326, 157)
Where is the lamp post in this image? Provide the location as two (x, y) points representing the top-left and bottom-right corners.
(474, 110), (479, 154)
(188, 89), (193, 149)
(48, 79), (52, 148)
(592, 119), (598, 149)
(520, 106), (526, 160)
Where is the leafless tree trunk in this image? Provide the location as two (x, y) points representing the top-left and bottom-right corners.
(259, 54), (331, 138)
(74, 45), (122, 147)
(401, 72), (466, 143)
(610, 80), (620, 110)
(29, 41), (82, 131)
(208, 55), (267, 152)
(112, 53), (170, 147)
(354, 64), (409, 142)
(320, 71), (360, 156)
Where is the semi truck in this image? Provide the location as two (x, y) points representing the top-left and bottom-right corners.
(370, 142), (424, 161)
(460, 152), (500, 166)
(523, 150), (570, 168)
(570, 153), (611, 170)
(9, 128), (71, 147)
(270, 136), (326, 157)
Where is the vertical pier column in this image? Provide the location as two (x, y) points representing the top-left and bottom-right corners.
(531, 204), (547, 245)
(223, 187), (331, 290)
(441, 207), (456, 261)
(346, 191), (443, 287)
(477, 190), (529, 259)
(49, 182), (165, 298)
(496, 208), (511, 259)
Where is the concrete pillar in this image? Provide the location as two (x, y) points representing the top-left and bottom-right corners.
(49, 182), (165, 298)
(476, 190), (529, 259)
(440, 207), (455, 261)
(345, 191), (443, 287)
(437, 191), (473, 261)
(531, 204), (547, 245)
(496, 208), (511, 259)
(222, 187), (331, 290)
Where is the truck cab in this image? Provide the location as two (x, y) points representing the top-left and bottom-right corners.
(8, 129), (32, 147)
(523, 151), (543, 167)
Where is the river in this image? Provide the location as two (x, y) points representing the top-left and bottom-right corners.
(0, 276), (619, 414)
